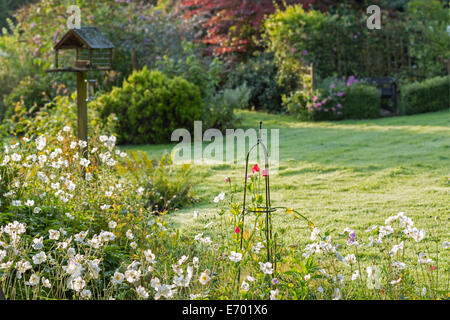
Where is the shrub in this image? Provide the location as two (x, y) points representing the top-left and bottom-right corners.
(205, 84), (251, 130)
(226, 53), (284, 113)
(340, 83), (380, 119)
(400, 76), (450, 115)
(92, 67), (205, 145)
(283, 76), (380, 121)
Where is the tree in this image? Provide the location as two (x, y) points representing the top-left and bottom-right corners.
(181, 0), (316, 61)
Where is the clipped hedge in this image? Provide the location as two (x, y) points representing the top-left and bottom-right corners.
(341, 84), (381, 120)
(400, 76), (450, 115)
(92, 67), (205, 145)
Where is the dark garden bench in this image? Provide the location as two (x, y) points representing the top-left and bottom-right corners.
(364, 77), (398, 114)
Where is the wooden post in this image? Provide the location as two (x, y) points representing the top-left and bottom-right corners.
(76, 71), (88, 159)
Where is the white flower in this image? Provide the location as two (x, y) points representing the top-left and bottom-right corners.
(130, 242), (137, 249)
(80, 289), (92, 299)
(33, 207), (42, 214)
(193, 211), (199, 218)
(351, 270), (359, 281)
(63, 126), (72, 132)
(213, 192), (225, 203)
(199, 271), (211, 285)
(32, 251), (47, 265)
(42, 277), (51, 288)
(79, 158), (90, 168)
(48, 229), (60, 240)
(270, 289), (279, 300)
(259, 262), (273, 275)
(11, 153), (21, 162)
(70, 277), (86, 292)
(32, 237), (44, 250)
(304, 274), (311, 281)
(252, 242), (264, 254)
(65, 212), (74, 220)
(126, 229), (134, 240)
(441, 241), (450, 249)
(25, 200), (35, 207)
(125, 269), (141, 283)
(108, 221), (117, 229)
(311, 227), (320, 241)
(345, 254), (356, 264)
(241, 281), (249, 292)
(317, 286), (324, 293)
(390, 277), (402, 285)
(111, 272), (124, 285)
(144, 249), (156, 264)
(70, 141), (77, 149)
(418, 252), (433, 264)
(408, 228), (425, 242)
(390, 241), (404, 256)
(150, 277), (161, 289)
(136, 286), (149, 299)
(27, 274), (40, 286)
(247, 275), (256, 282)
(192, 257), (199, 268)
(229, 251), (242, 263)
(154, 284), (177, 300)
(16, 260), (32, 278)
(392, 261), (406, 270)
(35, 136), (46, 151)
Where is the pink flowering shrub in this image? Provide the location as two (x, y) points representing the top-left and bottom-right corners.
(283, 76), (381, 121)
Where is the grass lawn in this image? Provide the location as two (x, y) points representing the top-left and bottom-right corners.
(124, 109), (449, 264)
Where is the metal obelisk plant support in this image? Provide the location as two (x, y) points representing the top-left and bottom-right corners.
(240, 122), (277, 266)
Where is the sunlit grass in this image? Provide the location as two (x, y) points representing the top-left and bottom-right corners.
(125, 110), (450, 269)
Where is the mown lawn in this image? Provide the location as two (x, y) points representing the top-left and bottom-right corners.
(124, 110), (449, 263)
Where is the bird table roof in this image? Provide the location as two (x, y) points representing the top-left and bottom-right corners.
(54, 27), (115, 50)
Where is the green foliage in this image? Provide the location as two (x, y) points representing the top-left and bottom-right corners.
(340, 84), (381, 119)
(400, 76), (450, 115)
(154, 43), (223, 100)
(2, 74), (55, 120)
(0, 91), (117, 140)
(205, 84), (251, 130)
(406, 0), (450, 80)
(226, 53), (284, 113)
(283, 77), (380, 121)
(263, 3), (448, 89)
(93, 67), (205, 145)
(0, 0), (36, 30)
(122, 151), (195, 213)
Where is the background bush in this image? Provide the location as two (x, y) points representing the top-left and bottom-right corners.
(226, 53), (284, 113)
(400, 76), (450, 115)
(340, 83), (381, 119)
(284, 79), (380, 121)
(93, 67), (205, 145)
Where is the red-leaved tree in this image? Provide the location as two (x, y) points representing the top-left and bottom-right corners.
(181, 0), (316, 59)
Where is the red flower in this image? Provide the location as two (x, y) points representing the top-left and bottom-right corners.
(252, 164), (260, 174)
(235, 226), (240, 234)
(430, 266), (437, 271)
(262, 169), (268, 177)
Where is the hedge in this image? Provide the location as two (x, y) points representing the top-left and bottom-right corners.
(341, 84), (381, 120)
(400, 76), (450, 115)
